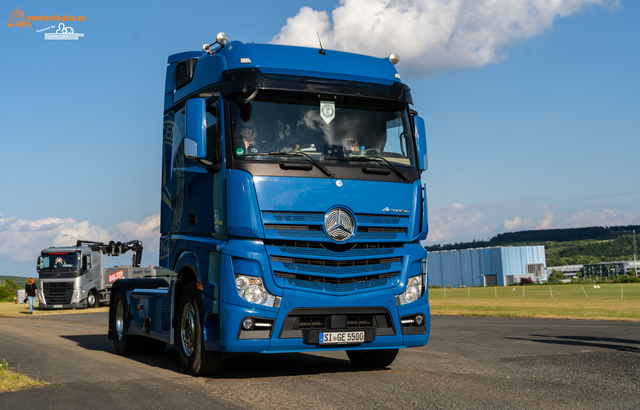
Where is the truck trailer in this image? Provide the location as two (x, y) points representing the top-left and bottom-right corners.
(109, 32), (430, 375)
(37, 240), (155, 309)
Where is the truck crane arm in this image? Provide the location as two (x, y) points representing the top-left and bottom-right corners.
(75, 239), (144, 268)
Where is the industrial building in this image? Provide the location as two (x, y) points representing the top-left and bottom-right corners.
(427, 246), (547, 287)
(583, 261), (639, 277)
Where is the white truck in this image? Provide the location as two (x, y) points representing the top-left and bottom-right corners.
(37, 240), (156, 309)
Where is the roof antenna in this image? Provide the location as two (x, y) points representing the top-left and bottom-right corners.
(317, 32), (326, 56)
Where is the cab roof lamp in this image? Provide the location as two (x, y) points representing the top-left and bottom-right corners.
(203, 32), (229, 55)
(388, 52), (400, 65)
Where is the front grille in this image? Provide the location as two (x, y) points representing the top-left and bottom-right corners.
(285, 277), (390, 292)
(284, 263), (391, 275)
(263, 209), (408, 293)
(263, 212), (406, 225)
(272, 256), (400, 277)
(271, 256), (402, 266)
(274, 230), (325, 238)
(264, 212), (324, 222)
(268, 240), (402, 293)
(296, 315), (375, 329)
(43, 282), (73, 304)
(278, 246), (395, 257)
(262, 211), (409, 242)
(265, 240), (397, 258)
(297, 316), (327, 328)
(280, 307), (396, 340)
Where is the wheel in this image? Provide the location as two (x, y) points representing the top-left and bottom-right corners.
(177, 283), (223, 376)
(111, 290), (144, 355)
(346, 349), (399, 369)
(87, 290), (98, 308)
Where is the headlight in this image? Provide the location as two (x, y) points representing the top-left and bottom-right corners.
(235, 275), (280, 308)
(396, 275), (424, 305)
(72, 288), (82, 303)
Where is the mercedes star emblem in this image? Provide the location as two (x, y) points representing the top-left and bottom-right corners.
(324, 208), (355, 242)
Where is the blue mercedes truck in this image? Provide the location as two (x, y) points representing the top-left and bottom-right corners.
(108, 32), (429, 375)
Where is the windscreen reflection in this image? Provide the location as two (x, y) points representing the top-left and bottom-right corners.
(230, 91), (416, 168)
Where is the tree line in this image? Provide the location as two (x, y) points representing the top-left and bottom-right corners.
(425, 225), (640, 252)
(0, 279), (19, 302)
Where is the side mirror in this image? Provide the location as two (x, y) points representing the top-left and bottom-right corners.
(36, 256), (42, 273)
(82, 255), (90, 271)
(414, 115), (428, 171)
(185, 98), (207, 159)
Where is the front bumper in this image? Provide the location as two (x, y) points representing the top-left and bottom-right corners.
(39, 301), (88, 309)
(205, 287), (429, 353)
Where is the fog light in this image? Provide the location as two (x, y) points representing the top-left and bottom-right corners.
(242, 318), (255, 330)
(415, 314), (424, 326)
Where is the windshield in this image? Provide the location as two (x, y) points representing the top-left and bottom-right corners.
(230, 91), (416, 168)
(40, 252), (80, 270)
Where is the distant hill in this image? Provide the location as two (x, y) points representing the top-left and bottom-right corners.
(426, 225), (640, 251)
(0, 276), (36, 289)
(425, 225), (640, 267)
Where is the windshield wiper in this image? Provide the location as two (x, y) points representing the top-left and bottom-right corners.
(338, 156), (410, 182)
(249, 151), (334, 178)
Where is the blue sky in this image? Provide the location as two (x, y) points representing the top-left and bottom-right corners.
(1, 0), (638, 277)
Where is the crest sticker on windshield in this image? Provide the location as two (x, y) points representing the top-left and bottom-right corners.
(320, 101), (335, 124)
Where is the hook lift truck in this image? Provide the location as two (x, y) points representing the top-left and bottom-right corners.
(37, 240), (156, 309)
(108, 32), (430, 375)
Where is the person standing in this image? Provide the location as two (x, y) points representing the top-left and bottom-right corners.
(25, 278), (37, 314)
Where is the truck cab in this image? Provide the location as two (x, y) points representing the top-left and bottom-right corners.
(38, 245), (102, 308)
(38, 240), (154, 309)
(109, 33), (429, 375)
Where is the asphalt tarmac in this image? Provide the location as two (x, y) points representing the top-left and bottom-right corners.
(1, 312), (638, 409)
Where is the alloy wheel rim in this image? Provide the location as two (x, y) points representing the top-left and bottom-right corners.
(115, 300), (124, 340)
(181, 302), (195, 357)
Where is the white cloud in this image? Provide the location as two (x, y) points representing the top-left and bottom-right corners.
(0, 214), (160, 262)
(562, 209), (635, 228)
(427, 203), (488, 243)
(503, 212), (554, 231)
(271, 0), (612, 77)
(504, 216), (525, 231)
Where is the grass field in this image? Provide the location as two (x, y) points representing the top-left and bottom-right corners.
(429, 283), (640, 321)
(0, 301), (109, 317)
(2, 284), (639, 321)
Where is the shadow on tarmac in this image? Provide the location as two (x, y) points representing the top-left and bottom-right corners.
(506, 334), (640, 353)
(209, 352), (367, 379)
(61, 334), (113, 351)
(60, 334), (369, 378)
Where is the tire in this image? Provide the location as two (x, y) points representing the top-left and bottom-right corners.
(177, 283), (223, 376)
(111, 290), (144, 355)
(346, 349), (399, 369)
(87, 290), (98, 308)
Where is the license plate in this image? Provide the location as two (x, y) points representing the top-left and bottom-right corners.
(319, 331), (365, 345)
(53, 305), (63, 308)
